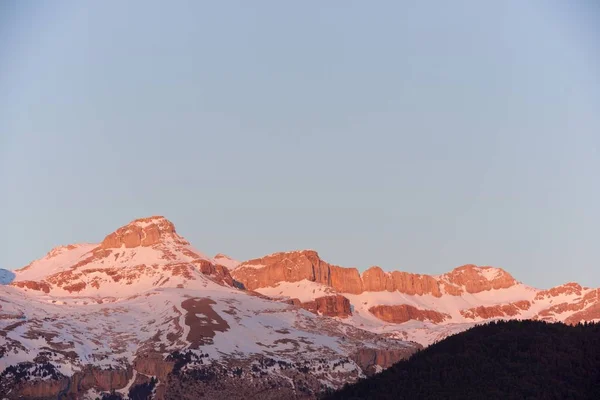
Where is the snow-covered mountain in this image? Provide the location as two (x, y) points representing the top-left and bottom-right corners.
(231, 250), (600, 346)
(0, 269), (15, 285)
(0, 217), (417, 400)
(3, 216), (598, 399)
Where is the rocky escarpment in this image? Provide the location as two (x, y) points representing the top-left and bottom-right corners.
(460, 301), (532, 320)
(286, 295), (352, 318)
(351, 347), (421, 375)
(232, 251), (363, 294)
(368, 304), (451, 324)
(100, 216), (189, 249)
(361, 266), (442, 296)
(0, 363), (132, 400)
(232, 251), (518, 297)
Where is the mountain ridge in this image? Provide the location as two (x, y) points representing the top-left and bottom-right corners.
(0, 216), (419, 400)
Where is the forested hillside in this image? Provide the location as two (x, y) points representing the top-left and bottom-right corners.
(326, 320), (600, 400)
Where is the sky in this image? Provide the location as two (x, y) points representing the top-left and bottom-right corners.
(1, 1), (599, 289)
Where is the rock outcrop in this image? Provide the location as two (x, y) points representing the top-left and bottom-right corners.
(460, 300), (532, 320)
(535, 282), (584, 300)
(369, 304), (451, 324)
(233, 252), (517, 297)
(351, 347), (419, 375)
(299, 295), (352, 318)
(232, 250), (363, 294)
(134, 353), (175, 381)
(69, 365), (132, 393)
(194, 260), (234, 286)
(439, 265), (517, 294)
(10, 280), (51, 293)
(14, 378), (68, 399)
(100, 216), (189, 249)
(362, 266), (443, 297)
(7, 366), (132, 399)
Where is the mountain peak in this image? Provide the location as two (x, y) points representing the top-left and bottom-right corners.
(213, 253), (241, 270)
(440, 264), (518, 293)
(100, 216), (189, 249)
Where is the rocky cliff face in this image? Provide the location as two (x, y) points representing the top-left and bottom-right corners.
(368, 304), (451, 324)
(351, 347), (421, 375)
(232, 251), (518, 298)
(460, 301), (532, 320)
(299, 295), (352, 318)
(362, 267), (443, 296)
(232, 250), (363, 294)
(4, 365), (132, 400)
(439, 264), (517, 294)
(100, 216), (189, 249)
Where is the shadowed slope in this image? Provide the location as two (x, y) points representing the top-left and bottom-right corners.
(326, 320), (600, 400)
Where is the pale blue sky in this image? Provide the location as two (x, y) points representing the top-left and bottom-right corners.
(1, 1), (599, 288)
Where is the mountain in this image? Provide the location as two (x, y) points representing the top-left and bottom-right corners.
(0, 269), (15, 285)
(3, 215), (600, 399)
(0, 217), (418, 400)
(325, 320), (600, 400)
(231, 250), (600, 345)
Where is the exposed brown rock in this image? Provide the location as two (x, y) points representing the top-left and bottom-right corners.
(193, 259), (233, 286)
(369, 304), (451, 324)
(284, 298), (302, 307)
(460, 300), (531, 320)
(232, 250), (363, 294)
(15, 378), (68, 398)
(361, 266), (395, 292)
(299, 295), (352, 318)
(351, 347), (418, 375)
(535, 282), (584, 300)
(389, 271), (442, 297)
(134, 353), (175, 381)
(440, 265), (517, 294)
(69, 365), (133, 393)
(10, 366), (132, 399)
(100, 216), (189, 249)
(564, 301), (600, 325)
(538, 289), (600, 321)
(233, 252), (519, 298)
(362, 267), (443, 296)
(10, 280), (51, 293)
(181, 298), (230, 349)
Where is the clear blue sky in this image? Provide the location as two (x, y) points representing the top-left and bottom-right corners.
(1, 1), (599, 288)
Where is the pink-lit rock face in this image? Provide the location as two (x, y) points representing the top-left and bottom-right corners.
(232, 250), (363, 294)
(369, 304), (451, 324)
(299, 295), (352, 318)
(100, 216), (189, 249)
(233, 253), (518, 297)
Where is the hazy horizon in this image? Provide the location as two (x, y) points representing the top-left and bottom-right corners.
(1, 1), (599, 289)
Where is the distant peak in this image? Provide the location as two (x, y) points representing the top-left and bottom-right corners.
(440, 264), (517, 293)
(214, 253), (241, 270)
(100, 216), (188, 249)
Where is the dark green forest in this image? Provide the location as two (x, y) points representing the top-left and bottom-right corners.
(325, 320), (600, 400)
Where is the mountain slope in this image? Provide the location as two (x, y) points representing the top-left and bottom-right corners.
(0, 269), (15, 285)
(325, 320), (600, 400)
(0, 217), (418, 400)
(232, 250), (600, 345)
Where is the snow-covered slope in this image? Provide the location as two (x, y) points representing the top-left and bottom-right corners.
(0, 217), (417, 400)
(213, 253), (241, 270)
(231, 250), (600, 346)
